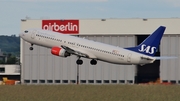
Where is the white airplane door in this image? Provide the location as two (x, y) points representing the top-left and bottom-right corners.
(127, 53), (132, 62)
(75, 43), (80, 48)
(73, 42), (77, 48)
(70, 42), (77, 48)
(31, 31), (35, 39)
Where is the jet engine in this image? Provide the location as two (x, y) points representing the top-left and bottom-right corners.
(51, 47), (70, 57)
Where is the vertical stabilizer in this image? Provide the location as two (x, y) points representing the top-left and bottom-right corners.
(125, 26), (166, 56)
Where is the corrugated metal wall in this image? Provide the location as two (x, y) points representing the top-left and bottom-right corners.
(160, 35), (180, 84)
(21, 35), (136, 84)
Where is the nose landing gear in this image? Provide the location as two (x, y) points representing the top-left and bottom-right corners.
(29, 44), (33, 50)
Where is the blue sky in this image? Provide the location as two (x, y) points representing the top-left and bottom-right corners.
(0, 0), (180, 35)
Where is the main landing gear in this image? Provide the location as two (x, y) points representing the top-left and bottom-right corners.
(29, 44), (33, 50)
(76, 59), (83, 65)
(90, 59), (97, 65)
(76, 58), (97, 65)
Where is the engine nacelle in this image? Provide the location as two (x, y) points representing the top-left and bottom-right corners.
(51, 47), (70, 57)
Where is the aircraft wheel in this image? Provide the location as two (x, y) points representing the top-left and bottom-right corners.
(76, 59), (83, 65)
(90, 59), (97, 65)
(29, 47), (33, 50)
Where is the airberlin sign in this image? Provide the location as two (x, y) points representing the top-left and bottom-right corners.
(42, 20), (79, 34)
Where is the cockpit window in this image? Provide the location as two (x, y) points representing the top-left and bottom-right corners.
(24, 30), (28, 33)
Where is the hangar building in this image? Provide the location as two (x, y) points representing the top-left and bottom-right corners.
(20, 18), (180, 84)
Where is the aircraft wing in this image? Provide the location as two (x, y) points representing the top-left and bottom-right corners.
(61, 45), (89, 58)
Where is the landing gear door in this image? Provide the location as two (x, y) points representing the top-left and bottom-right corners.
(127, 53), (132, 62)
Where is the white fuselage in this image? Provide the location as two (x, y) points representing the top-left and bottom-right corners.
(20, 29), (155, 65)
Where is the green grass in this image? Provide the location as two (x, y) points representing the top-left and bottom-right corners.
(0, 85), (179, 101)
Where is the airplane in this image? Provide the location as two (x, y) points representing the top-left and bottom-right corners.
(19, 26), (176, 65)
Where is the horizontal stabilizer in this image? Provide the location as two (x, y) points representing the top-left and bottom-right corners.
(155, 56), (177, 60)
(141, 56), (155, 61)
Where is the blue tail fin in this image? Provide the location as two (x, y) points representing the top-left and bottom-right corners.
(125, 26), (166, 56)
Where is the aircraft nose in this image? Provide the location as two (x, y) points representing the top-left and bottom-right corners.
(19, 32), (24, 37)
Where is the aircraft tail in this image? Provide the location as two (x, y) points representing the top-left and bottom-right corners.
(125, 26), (166, 56)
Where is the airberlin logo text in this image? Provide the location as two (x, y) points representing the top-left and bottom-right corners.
(42, 20), (79, 34)
(43, 22), (77, 32)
